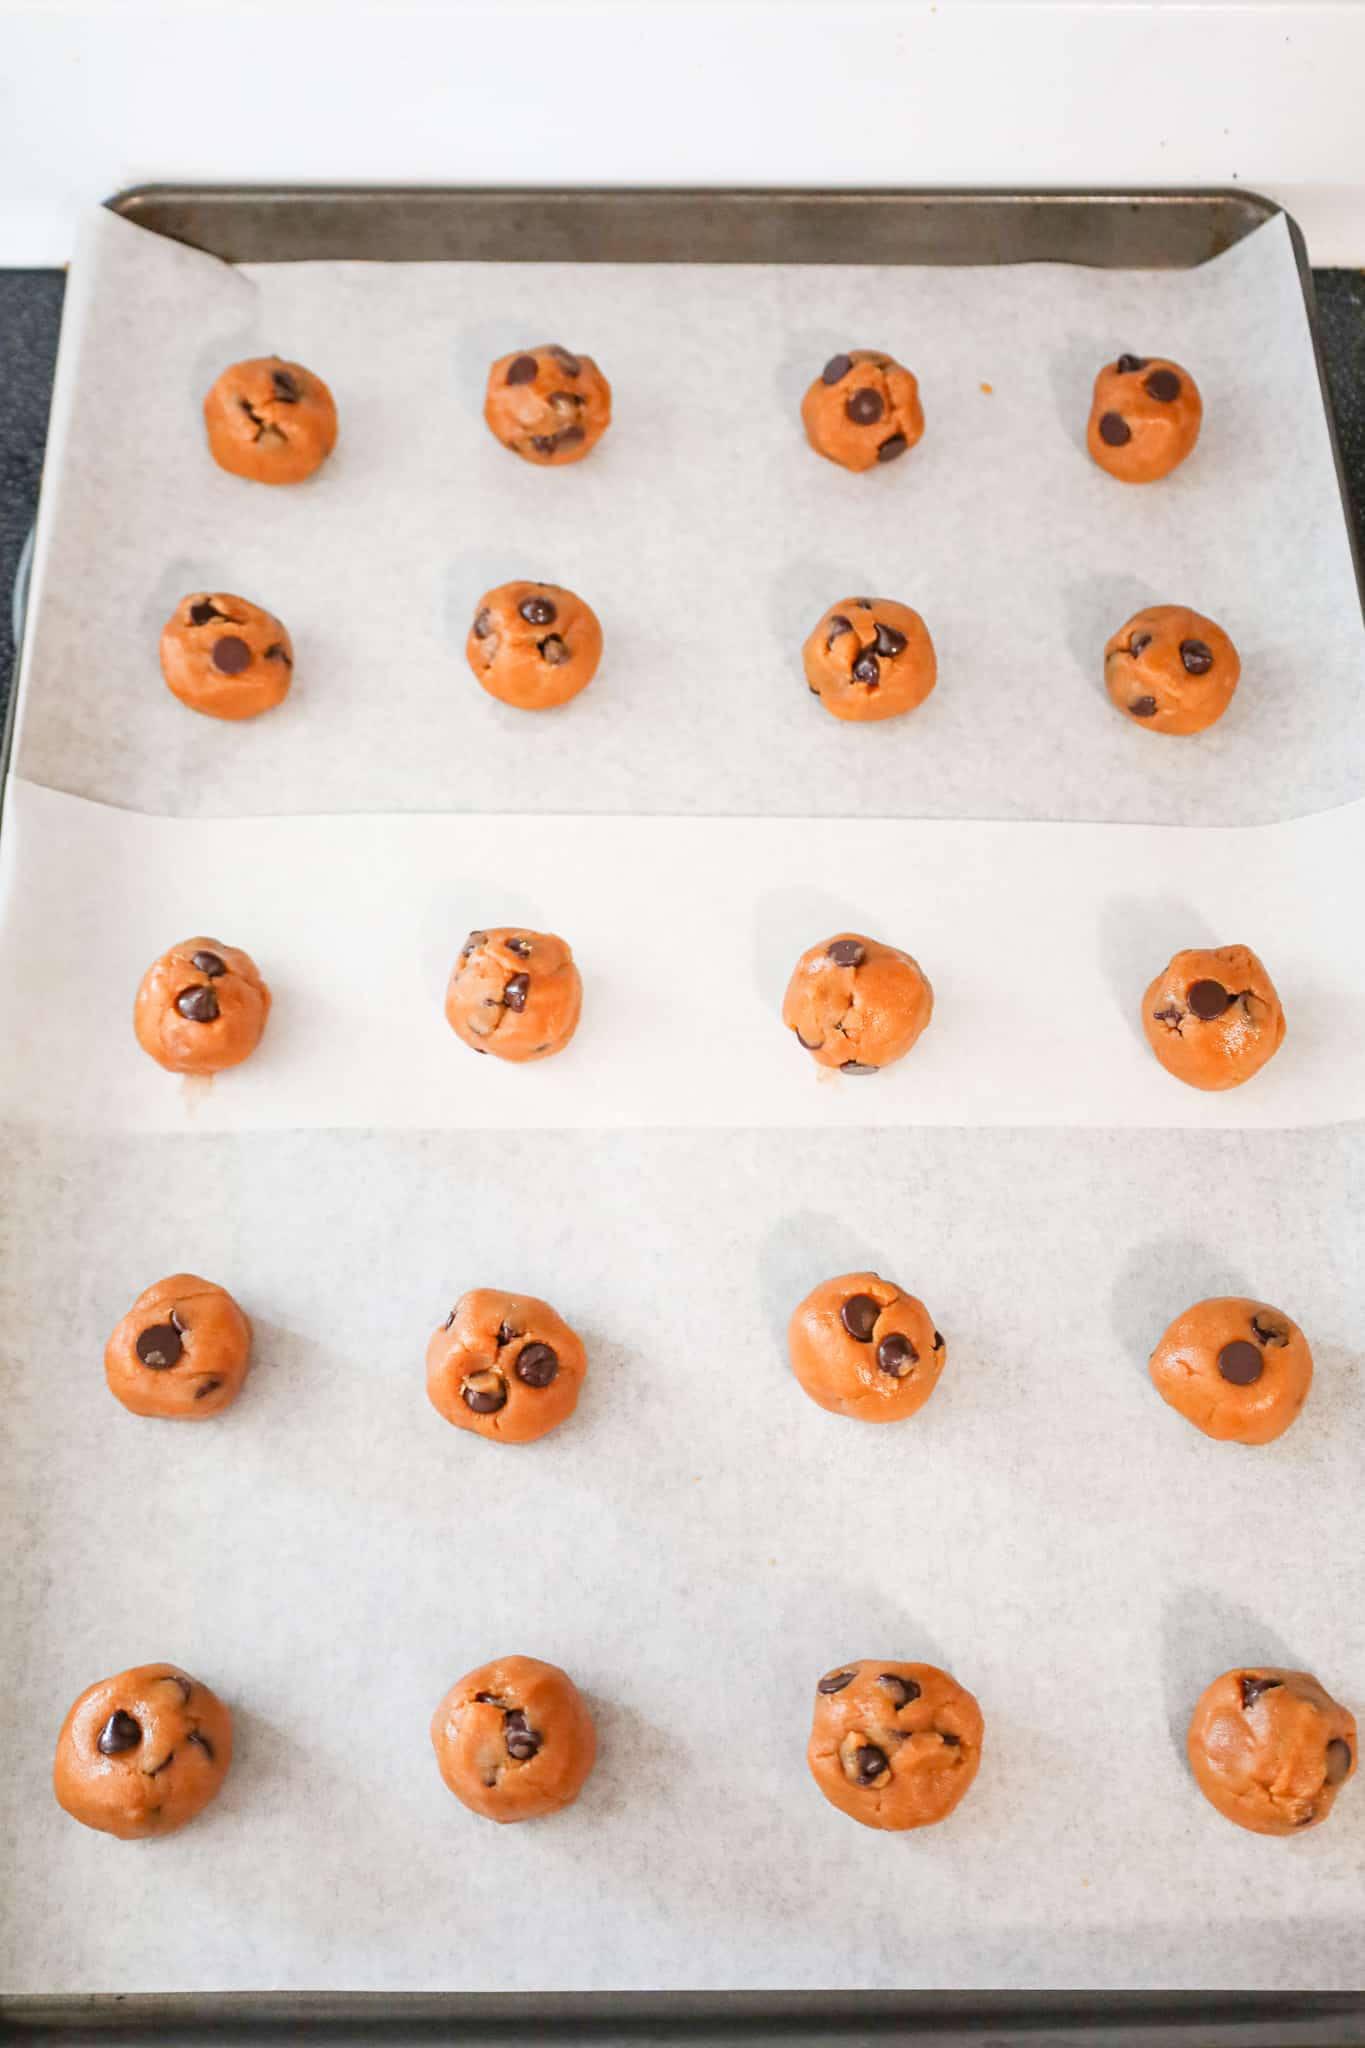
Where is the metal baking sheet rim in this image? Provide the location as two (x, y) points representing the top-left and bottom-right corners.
(3, 186), (1363, 2043)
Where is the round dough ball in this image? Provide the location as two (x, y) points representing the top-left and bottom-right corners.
(1087, 353), (1201, 483)
(788, 1271), (945, 1423)
(1142, 944), (1285, 1092)
(782, 932), (933, 1074)
(1149, 1297), (1313, 1446)
(1104, 604), (1239, 736)
(160, 591), (294, 721)
(467, 582), (602, 710)
(134, 937), (271, 1076)
(427, 1288), (587, 1443)
(802, 597), (937, 723)
(445, 927), (581, 1063)
(1188, 1667), (1356, 1836)
(430, 1654), (597, 1823)
(807, 1659), (983, 1831)
(105, 1274), (252, 1421)
(54, 1664), (232, 1839)
(203, 356), (337, 486)
(801, 349), (924, 472)
(483, 344), (611, 465)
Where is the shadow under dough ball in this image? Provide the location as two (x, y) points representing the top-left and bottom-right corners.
(1188, 1667), (1356, 1835)
(782, 932), (933, 1074)
(807, 1659), (983, 1830)
(483, 344), (611, 464)
(1104, 604), (1239, 735)
(426, 1288), (587, 1444)
(1087, 353), (1201, 483)
(445, 927), (581, 1062)
(802, 596), (937, 722)
(801, 349), (924, 471)
(54, 1664), (233, 1839)
(431, 1655), (597, 1823)
(105, 1273), (252, 1420)
(1148, 1296), (1313, 1445)
(134, 937), (271, 1076)
(788, 1271), (946, 1423)
(466, 582), (603, 710)
(160, 591), (294, 721)
(203, 356), (338, 485)
(1141, 944), (1285, 1091)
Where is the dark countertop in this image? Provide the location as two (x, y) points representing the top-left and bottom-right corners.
(1, 264), (1361, 730)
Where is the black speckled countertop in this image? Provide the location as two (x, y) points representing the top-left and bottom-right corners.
(1, 265), (1361, 732)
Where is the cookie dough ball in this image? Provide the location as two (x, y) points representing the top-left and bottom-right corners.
(203, 356), (337, 486)
(1087, 353), (1201, 483)
(467, 582), (602, 710)
(484, 344), (611, 466)
(802, 597), (937, 723)
(430, 1655), (597, 1823)
(788, 1272), (945, 1423)
(134, 938), (271, 1076)
(427, 1288), (587, 1443)
(160, 591), (294, 721)
(1104, 605), (1239, 736)
(445, 927), (581, 1063)
(782, 933), (932, 1074)
(1188, 1668), (1356, 1836)
(801, 350), (924, 472)
(807, 1659), (983, 1831)
(1142, 944), (1286, 1092)
(54, 1664), (233, 1840)
(105, 1274), (252, 1421)
(1148, 1297), (1312, 1446)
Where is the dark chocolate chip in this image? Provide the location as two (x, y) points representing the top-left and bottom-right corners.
(538, 635), (570, 665)
(271, 368), (300, 403)
(210, 635), (252, 675)
(462, 1372), (508, 1414)
(855, 599), (874, 609)
(841, 1060), (879, 1074)
(505, 1719), (541, 1761)
(515, 1342), (559, 1388)
(1218, 1340), (1263, 1386)
(1129, 696), (1159, 718)
(841, 1294), (880, 1343)
(1187, 978), (1230, 1020)
(846, 387), (884, 426)
(190, 950), (226, 978)
(1152, 1005), (1184, 1029)
(933, 1331), (944, 1350)
(876, 433), (908, 463)
(463, 931), (487, 956)
(795, 1029), (821, 1050)
(1129, 632), (1153, 657)
(505, 937), (532, 957)
(473, 609), (493, 639)
(443, 1309), (456, 1330)
(193, 1377), (223, 1401)
(851, 652), (880, 685)
(1240, 1675), (1283, 1708)
(818, 1669), (857, 1694)
(175, 985), (220, 1023)
(876, 1332), (918, 1377)
(188, 600), (222, 627)
(872, 623), (907, 658)
(1145, 368), (1182, 403)
(1250, 1314), (1289, 1347)
(506, 354), (539, 385)
(136, 1323), (183, 1369)
(520, 595), (557, 626)
(547, 345), (582, 377)
(827, 939), (866, 968)
(1327, 1739), (1353, 1786)
(1115, 354), (1148, 375)
(854, 1744), (889, 1783)
(187, 1728), (215, 1760)
(1098, 412), (1132, 447)
(97, 1710), (142, 1756)
(504, 973), (529, 1012)
(1180, 639), (1214, 675)
(939, 1731), (962, 1747)
(473, 1691), (505, 1706)
(826, 614), (853, 646)
(878, 1674), (921, 1707)
(821, 353), (853, 386)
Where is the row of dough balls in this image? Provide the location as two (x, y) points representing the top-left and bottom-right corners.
(157, 583), (1242, 734)
(132, 930), (1288, 1094)
(53, 1653), (1354, 1843)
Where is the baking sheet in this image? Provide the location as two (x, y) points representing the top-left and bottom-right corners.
(2, 1120), (1364, 1997)
(13, 206), (1365, 826)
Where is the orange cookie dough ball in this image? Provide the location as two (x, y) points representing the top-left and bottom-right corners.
(1142, 944), (1285, 1092)
(105, 1274), (252, 1421)
(445, 927), (581, 1063)
(430, 1655), (597, 1824)
(1087, 353), (1201, 483)
(203, 356), (337, 486)
(1104, 605), (1239, 736)
(159, 591), (294, 721)
(427, 1288), (587, 1444)
(801, 349), (924, 472)
(1149, 1297), (1313, 1446)
(807, 1660), (983, 1831)
(484, 344), (611, 465)
(788, 1271), (945, 1423)
(783, 933), (932, 1075)
(1188, 1668), (1356, 1836)
(467, 582), (602, 710)
(802, 597), (937, 723)
(54, 1664), (233, 1840)
(134, 938), (271, 1077)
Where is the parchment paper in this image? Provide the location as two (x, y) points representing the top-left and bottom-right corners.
(14, 206), (1365, 824)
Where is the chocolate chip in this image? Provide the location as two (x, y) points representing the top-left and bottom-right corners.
(1099, 412), (1131, 447)
(1251, 1314), (1289, 1347)
(264, 642), (291, 664)
(473, 1691), (505, 1706)
(175, 985), (220, 1023)
(876, 434), (908, 463)
(854, 1744), (888, 1784)
(187, 1728), (216, 1760)
(818, 1669), (856, 1694)
(473, 609), (492, 640)
(504, 973), (529, 1012)
(506, 354), (539, 385)
(463, 931), (487, 956)
(547, 345), (582, 376)
(1187, 978), (1230, 1020)
(1240, 1675), (1283, 1708)
(939, 1731), (962, 1747)
(193, 1377), (223, 1401)
(505, 937), (532, 957)
(876, 1332), (917, 1377)
(878, 1674), (921, 1707)
(145, 1748), (177, 1778)
(933, 1331), (944, 1350)
(1115, 354), (1148, 375)
(872, 623), (907, 658)
(210, 635), (252, 676)
(851, 653), (880, 685)
(538, 635), (570, 665)
(169, 1310), (187, 1334)
(1152, 1005), (1184, 1030)
(271, 368), (300, 403)
(188, 600), (222, 627)
(795, 1029), (821, 1050)
(841, 1294), (880, 1342)
(505, 1716), (541, 1761)
(1129, 632), (1153, 657)
(520, 595), (557, 626)
(97, 1710), (142, 1756)
(516, 1342), (559, 1388)
(463, 1371), (507, 1414)
(1180, 639), (1214, 675)
(841, 1061), (879, 1074)
(855, 599), (873, 609)
(442, 1309), (456, 1331)
(190, 950), (226, 978)
(1145, 368), (1181, 402)
(846, 388), (884, 426)
(827, 939), (866, 968)
(826, 614), (852, 646)
(1129, 696), (1159, 718)
(136, 1322), (183, 1369)
(1326, 1739), (1352, 1785)
(1218, 1340), (1263, 1386)
(821, 353), (853, 386)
